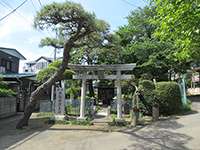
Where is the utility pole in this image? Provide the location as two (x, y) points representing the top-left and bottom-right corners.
(53, 30), (58, 61)
(54, 48), (57, 61)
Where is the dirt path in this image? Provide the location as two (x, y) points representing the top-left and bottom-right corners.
(1, 102), (200, 150)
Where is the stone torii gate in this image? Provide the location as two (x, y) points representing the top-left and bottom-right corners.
(68, 63), (136, 120)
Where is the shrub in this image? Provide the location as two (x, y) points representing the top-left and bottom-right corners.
(155, 82), (182, 115)
(0, 78), (16, 97)
(0, 88), (16, 97)
(138, 80), (155, 114)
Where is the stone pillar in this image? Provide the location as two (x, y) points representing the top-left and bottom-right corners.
(107, 105), (111, 119)
(54, 87), (65, 120)
(116, 71), (122, 120)
(152, 104), (159, 121)
(78, 79), (86, 120)
(51, 85), (54, 112)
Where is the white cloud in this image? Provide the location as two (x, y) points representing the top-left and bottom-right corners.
(27, 36), (41, 44)
(0, 13), (33, 40)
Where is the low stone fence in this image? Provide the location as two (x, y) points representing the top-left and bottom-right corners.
(0, 97), (16, 118)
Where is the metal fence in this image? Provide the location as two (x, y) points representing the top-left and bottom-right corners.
(110, 99), (132, 114)
(65, 98), (94, 116)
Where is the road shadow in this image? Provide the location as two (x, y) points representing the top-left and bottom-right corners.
(119, 118), (192, 150)
(179, 110), (199, 116)
(0, 115), (52, 150)
(94, 114), (106, 119)
(153, 117), (184, 130)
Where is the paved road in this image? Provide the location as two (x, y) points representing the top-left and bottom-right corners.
(1, 102), (200, 150)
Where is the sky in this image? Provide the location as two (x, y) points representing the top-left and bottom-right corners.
(0, 0), (146, 72)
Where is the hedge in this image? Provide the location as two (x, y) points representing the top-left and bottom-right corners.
(138, 80), (155, 114)
(155, 82), (182, 115)
(0, 80), (16, 97)
(0, 88), (16, 97)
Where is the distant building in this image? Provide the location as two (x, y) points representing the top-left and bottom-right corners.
(0, 47), (37, 114)
(23, 56), (53, 73)
(0, 47), (26, 73)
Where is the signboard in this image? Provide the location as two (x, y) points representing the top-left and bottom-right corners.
(55, 87), (65, 115)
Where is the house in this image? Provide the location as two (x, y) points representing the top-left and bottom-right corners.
(23, 56), (53, 73)
(23, 56), (56, 112)
(0, 47), (26, 73)
(0, 47), (37, 114)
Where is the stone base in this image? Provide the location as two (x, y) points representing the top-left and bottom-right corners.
(115, 118), (126, 123)
(77, 117), (86, 121)
(114, 118), (127, 126)
(54, 115), (65, 121)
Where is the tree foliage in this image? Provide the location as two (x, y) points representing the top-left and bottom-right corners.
(116, 6), (178, 80)
(153, 0), (200, 60)
(117, 5), (192, 80)
(36, 61), (74, 83)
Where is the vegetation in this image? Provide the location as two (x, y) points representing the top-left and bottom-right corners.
(0, 89), (16, 97)
(17, 0), (198, 128)
(116, 5), (192, 80)
(153, 0), (200, 61)
(138, 80), (155, 114)
(48, 117), (93, 126)
(37, 112), (54, 118)
(155, 82), (182, 115)
(37, 61), (74, 83)
(0, 78), (16, 97)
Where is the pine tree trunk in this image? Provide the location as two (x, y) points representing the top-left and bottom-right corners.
(16, 43), (71, 129)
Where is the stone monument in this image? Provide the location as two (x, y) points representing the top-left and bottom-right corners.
(54, 87), (65, 120)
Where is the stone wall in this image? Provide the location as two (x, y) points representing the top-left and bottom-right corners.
(0, 97), (16, 118)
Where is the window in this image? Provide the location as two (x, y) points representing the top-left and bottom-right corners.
(1, 59), (12, 72)
(6, 61), (12, 71)
(1, 59), (6, 67)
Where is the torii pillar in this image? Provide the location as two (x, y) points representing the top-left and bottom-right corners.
(116, 70), (122, 120)
(78, 78), (86, 120)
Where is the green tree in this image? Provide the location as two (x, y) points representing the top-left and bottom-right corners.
(39, 11), (111, 98)
(117, 6), (172, 80)
(153, 0), (200, 60)
(117, 6), (190, 80)
(117, 6), (156, 46)
(16, 1), (109, 129)
(36, 60), (74, 83)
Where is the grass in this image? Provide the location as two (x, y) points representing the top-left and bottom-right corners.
(48, 119), (93, 126)
(37, 112), (54, 118)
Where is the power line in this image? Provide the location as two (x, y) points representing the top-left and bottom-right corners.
(120, 0), (139, 7)
(30, 0), (38, 12)
(38, 0), (43, 7)
(0, 0), (28, 22)
(0, 0), (33, 23)
(1, 0), (13, 9)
